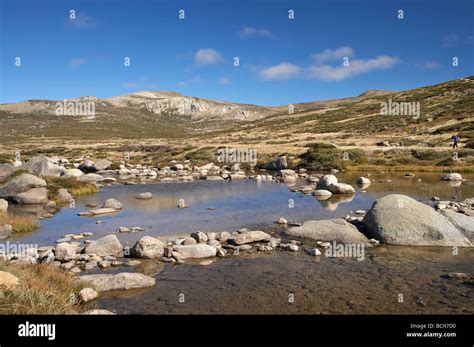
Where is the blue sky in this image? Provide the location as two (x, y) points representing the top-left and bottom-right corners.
(1, 0), (473, 105)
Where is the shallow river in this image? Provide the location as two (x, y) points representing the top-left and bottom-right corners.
(3, 171), (474, 314)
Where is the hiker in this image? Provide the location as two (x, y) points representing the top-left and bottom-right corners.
(452, 134), (459, 149)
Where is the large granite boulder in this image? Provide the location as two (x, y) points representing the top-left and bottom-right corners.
(266, 156), (288, 170)
(22, 156), (64, 177)
(83, 235), (123, 256)
(0, 173), (47, 200)
(130, 236), (165, 259)
(362, 194), (471, 247)
(0, 164), (14, 181)
(439, 209), (474, 243)
(12, 187), (49, 204)
(173, 244), (217, 258)
(286, 219), (371, 245)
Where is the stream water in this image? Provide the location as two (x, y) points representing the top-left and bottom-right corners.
(3, 171), (473, 314)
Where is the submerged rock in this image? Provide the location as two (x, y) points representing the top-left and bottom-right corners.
(441, 173), (463, 181)
(78, 272), (156, 292)
(356, 177), (371, 185)
(173, 244), (217, 258)
(78, 208), (120, 216)
(230, 230), (271, 245)
(102, 198), (123, 210)
(136, 192), (153, 199)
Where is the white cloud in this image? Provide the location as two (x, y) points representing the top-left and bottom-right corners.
(194, 48), (223, 65)
(259, 63), (301, 81)
(69, 58), (86, 67)
(441, 34), (474, 47)
(122, 82), (138, 88)
(122, 77), (158, 89)
(239, 26), (274, 39)
(308, 56), (400, 81)
(418, 60), (441, 70)
(68, 12), (94, 29)
(312, 46), (354, 62)
(258, 48), (399, 82)
(176, 76), (204, 88)
(219, 77), (230, 85)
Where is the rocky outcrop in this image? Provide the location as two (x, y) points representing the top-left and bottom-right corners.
(56, 189), (73, 204)
(316, 175), (355, 194)
(439, 209), (474, 242)
(286, 219), (371, 245)
(62, 168), (83, 178)
(266, 156), (288, 170)
(83, 235), (123, 256)
(0, 164), (14, 181)
(0, 173), (47, 200)
(229, 230), (271, 245)
(173, 244), (217, 258)
(278, 169), (296, 183)
(102, 198), (122, 210)
(78, 173), (106, 183)
(12, 187), (48, 204)
(78, 287), (99, 302)
(136, 192), (153, 199)
(130, 236), (165, 258)
(22, 156), (64, 177)
(93, 159), (112, 171)
(363, 194), (471, 247)
(55, 242), (79, 262)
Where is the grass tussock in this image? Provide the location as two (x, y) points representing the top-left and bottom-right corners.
(0, 212), (40, 233)
(0, 261), (85, 314)
(44, 177), (97, 199)
(299, 143), (368, 171)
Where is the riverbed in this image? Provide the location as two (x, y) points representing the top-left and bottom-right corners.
(3, 171), (474, 314)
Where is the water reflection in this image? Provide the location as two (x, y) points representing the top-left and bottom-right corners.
(3, 171), (473, 246)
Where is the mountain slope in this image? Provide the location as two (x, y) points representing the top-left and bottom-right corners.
(0, 76), (472, 145)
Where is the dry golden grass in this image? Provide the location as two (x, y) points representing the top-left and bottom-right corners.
(0, 212), (40, 233)
(0, 261), (85, 314)
(44, 176), (97, 201)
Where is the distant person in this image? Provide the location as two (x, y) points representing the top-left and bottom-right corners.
(452, 134), (459, 149)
